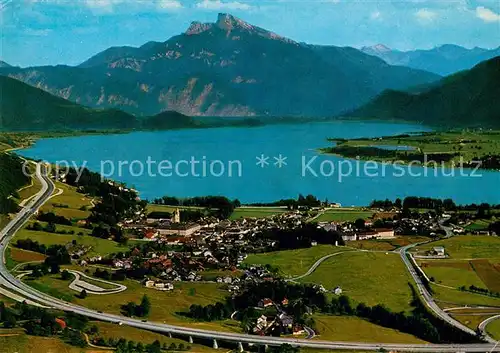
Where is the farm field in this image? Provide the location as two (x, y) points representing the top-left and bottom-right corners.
(415, 236), (500, 260)
(8, 247), (46, 263)
(0, 333), (97, 353)
(469, 259), (500, 292)
(348, 236), (430, 251)
(432, 285), (500, 308)
(451, 314), (493, 331)
(418, 260), (486, 288)
(230, 207), (287, 219)
(91, 321), (217, 352)
(243, 245), (349, 277)
(299, 251), (414, 312)
(314, 209), (373, 223)
(25, 276), (240, 333)
(313, 315), (427, 343)
(40, 181), (93, 220)
(465, 219), (497, 231)
(14, 225), (128, 257)
(486, 318), (500, 340)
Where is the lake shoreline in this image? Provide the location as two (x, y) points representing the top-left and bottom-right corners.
(15, 121), (500, 206)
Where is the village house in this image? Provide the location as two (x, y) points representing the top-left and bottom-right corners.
(433, 246), (446, 257)
(258, 298), (274, 308)
(341, 233), (357, 242)
(254, 315), (269, 333)
(144, 279), (174, 291)
(292, 325), (305, 335)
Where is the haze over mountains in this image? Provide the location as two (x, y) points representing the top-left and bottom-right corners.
(0, 13), (440, 118)
(361, 44), (500, 76)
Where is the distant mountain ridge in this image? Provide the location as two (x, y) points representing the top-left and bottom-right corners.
(0, 13), (440, 118)
(347, 56), (500, 128)
(361, 44), (500, 76)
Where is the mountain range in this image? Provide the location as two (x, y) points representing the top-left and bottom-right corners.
(0, 13), (440, 118)
(361, 44), (500, 76)
(348, 56), (500, 128)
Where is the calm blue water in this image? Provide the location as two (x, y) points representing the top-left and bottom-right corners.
(18, 121), (500, 205)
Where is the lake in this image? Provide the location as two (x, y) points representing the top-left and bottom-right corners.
(18, 121), (500, 205)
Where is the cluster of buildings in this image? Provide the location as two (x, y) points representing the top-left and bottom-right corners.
(252, 297), (305, 336)
(144, 279), (174, 291)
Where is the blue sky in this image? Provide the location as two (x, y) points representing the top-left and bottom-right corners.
(1, 0), (499, 67)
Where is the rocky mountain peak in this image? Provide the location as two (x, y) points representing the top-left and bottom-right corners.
(185, 21), (214, 35)
(372, 44), (391, 52)
(361, 44), (391, 54)
(216, 13), (254, 32)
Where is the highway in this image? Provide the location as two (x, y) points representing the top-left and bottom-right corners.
(397, 243), (483, 338)
(1, 165), (500, 351)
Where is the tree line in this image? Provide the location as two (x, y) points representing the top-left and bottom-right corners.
(247, 194), (322, 209)
(460, 285), (500, 298)
(257, 224), (345, 250)
(64, 167), (147, 227)
(37, 211), (72, 225)
(151, 195), (240, 219)
(371, 196), (500, 211)
(0, 301), (88, 347)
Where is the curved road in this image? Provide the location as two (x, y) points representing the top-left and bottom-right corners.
(67, 270), (127, 295)
(479, 315), (500, 342)
(286, 250), (354, 282)
(1, 164), (500, 351)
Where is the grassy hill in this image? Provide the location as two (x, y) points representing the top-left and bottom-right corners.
(347, 56), (500, 127)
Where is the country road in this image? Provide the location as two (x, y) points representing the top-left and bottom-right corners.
(1, 163), (500, 351)
(286, 250), (354, 282)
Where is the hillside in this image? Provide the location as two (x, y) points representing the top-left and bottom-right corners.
(0, 13), (440, 117)
(361, 44), (500, 76)
(0, 76), (262, 131)
(0, 75), (138, 131)
(347, 56), (500, 127)
(0, 153), (30, 214)
(141, 111), (199, 130)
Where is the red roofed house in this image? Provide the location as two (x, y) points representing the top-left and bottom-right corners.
(55, 318), (67, 330)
